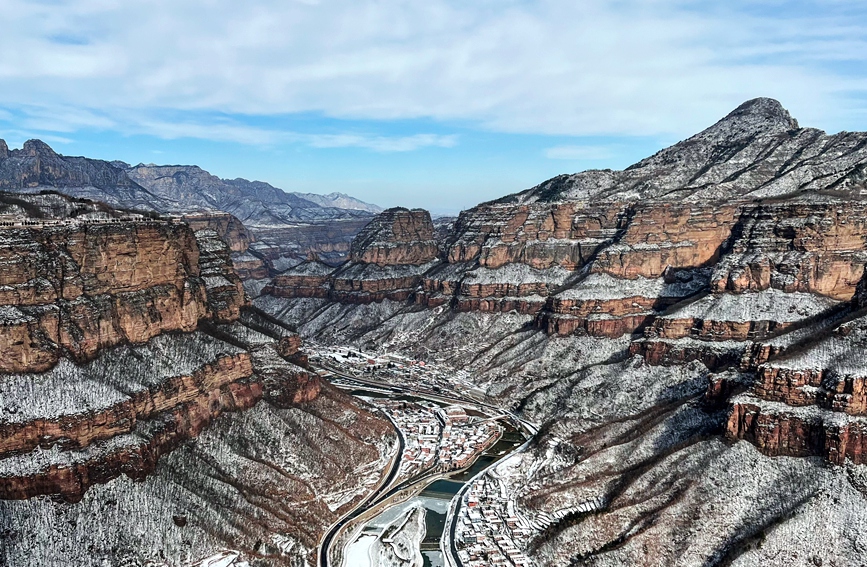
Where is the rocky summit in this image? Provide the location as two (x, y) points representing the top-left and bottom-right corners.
(5, 98), (867, 567)
(256, 99), (867, 566)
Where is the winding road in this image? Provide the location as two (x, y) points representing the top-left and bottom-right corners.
(314, 361), (538, 567)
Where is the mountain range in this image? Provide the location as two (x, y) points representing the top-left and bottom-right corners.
(4, 98), (867, 567)
(0, 139), (382, 268)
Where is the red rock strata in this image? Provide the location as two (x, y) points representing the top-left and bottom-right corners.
(445, 202), (627, 269)
(350, 207), (439, 266)
(712, 202), (867, 300)
(591, 203), (739, 279)
(726, 400), (867, 465)
(181, 212), (252, 253)
(725, 307), (867, 463)
(0, 213), (317, 502)
(0, 222), (246, 373)
(0, 352), (253, 457)
(266, 208), (441, 304)
(0, 364), (319, 501)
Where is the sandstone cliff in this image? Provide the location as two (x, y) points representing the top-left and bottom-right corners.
(266, 207), (442, 304)
(0, 193), (397, 566)
(255, 99), (867, 567)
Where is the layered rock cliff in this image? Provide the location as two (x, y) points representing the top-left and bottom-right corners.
(0, 217), (247, 373)
(0, 193), (397, 566)
(256, 99), (867, 567)
(265, 207), (442, 304)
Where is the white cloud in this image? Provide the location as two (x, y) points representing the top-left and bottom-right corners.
(1, 130), (74, 147)
(545, 145), (616, 160)
(0, 0), (864, 139)
(307, 133), (457, 152)
(1, 105), (457, 151)
(134, 118), (457, 151)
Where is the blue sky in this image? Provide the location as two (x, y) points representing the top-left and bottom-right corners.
(1, 0), (866, 214)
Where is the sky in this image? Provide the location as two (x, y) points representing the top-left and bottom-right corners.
(1, 1), (867, 214)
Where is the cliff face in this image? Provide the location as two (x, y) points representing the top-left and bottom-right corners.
(350, 207), (439, 265)
(256, 99), (867, 567)
(266, 199), (867, 342)
(180, 212), (252, 253)
(266, 207), (441, 304)
(0, 193), (397, 566)
(0, 219), (249, 374)
(0, 197), (259, 500)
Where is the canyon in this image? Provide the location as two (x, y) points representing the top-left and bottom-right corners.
(5, 97), (867, 566)
(255, 98), (867, 566)
(0, 192), (396, 567)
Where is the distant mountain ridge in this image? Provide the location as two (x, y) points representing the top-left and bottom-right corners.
(123, 163), (381, 227)
(0, 139), (176, 212)
(503, 97), (867, 205)
(0, 140), (381, 224)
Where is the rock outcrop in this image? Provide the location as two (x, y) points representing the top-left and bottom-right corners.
(265, 208), (442, 304)
(0, 217), (247, 373)
(254, 98), (867, 567)
(180, 212), (252, 253)
(350, 207), (439, 266)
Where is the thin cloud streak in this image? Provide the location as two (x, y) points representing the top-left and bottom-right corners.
(1, 105), (459, 152)
(544, 145), (616, 160)
(0, 0), (865, 139)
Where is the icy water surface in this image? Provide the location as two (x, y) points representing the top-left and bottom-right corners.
(344, 422), (525, 567)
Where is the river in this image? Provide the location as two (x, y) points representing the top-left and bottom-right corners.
(338, 400), (527, 567)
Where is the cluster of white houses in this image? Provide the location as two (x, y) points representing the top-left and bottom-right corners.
(367, 399), (502, 483)
(455, 475), (535, 567)
(455, 473), (608, 567)
(0, 214), (148, 228)
(312, 346), (484, 400)
(372, 399), (443, 481)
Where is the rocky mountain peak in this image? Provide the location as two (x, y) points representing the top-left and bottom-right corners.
(726, 97), (797, 125)
(514, 97), (836, 204)
(707, 96), (799, 138)
(0, 139), (8, 159)
(349, 207), (439, 265)
(20, 139), (59, 158)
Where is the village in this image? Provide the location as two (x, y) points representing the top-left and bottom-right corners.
(364, 398), (502, 483)
(308, 345), (485, 402)
(454, 474), (535, 567)
(0, 211), (157, 228)
(310, 344), (543, 567)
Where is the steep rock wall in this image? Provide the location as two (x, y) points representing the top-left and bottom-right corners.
(0, 222), (224, 372)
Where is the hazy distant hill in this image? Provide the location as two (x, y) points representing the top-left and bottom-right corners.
(0, 139), (381, 267)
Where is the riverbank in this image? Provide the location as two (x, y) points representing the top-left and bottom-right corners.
(313, 362), (536, 567)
